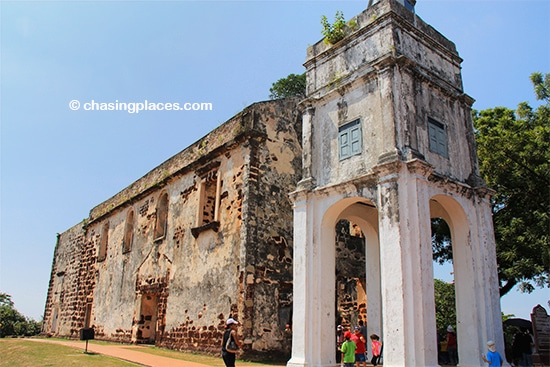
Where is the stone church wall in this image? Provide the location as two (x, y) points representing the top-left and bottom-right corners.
(43, 98), (302, 361)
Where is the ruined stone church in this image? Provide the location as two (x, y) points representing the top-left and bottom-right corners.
(43, 1), (505, 366)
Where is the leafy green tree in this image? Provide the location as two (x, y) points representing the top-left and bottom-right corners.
(432, 73), (550, 297)
(530, 72), (550, 102)
(0, 293), (14, 307)
(434, 279), (456, 333)
(269, 73), (306, 100)
(431, 218), (452, 265)
(0, 292), (42, 337)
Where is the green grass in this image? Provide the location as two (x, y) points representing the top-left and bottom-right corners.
(0, 339), (140, 367)
(0, 338), (286, 367)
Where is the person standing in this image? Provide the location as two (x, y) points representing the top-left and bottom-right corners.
(370, 334), (383, 367)
(447, 325), (458, 365)
(341, 331), (357, 367)
(482, 340), (503, 367)
(351, 326), (367, 367)
(336, 325), (344, 364)
(222, 318), (242, 367)
(520, 328), (534, 367)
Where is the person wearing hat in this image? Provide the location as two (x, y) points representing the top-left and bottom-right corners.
(482, 340), (503, 366)
(446, 325), (458, 365)
(222, 318), (242, 367)
(341, 331), (357, 367)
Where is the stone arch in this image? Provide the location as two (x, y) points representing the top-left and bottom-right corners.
(123, 208), (135, 254)
(154, 191), (169, 242)
(317, 197), (382, 360)
(430, 194), (481, 365)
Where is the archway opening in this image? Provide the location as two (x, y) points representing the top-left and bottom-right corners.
(430, 195), (475, 367)
(431, 217), (458, 366)
(328, 199), (380, 364)
(335, 219), (367, 329)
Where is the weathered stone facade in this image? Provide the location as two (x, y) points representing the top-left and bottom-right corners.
(288, 1), (503, 366)
(43, 99), (301, 361)
(44, 1), (504, 366)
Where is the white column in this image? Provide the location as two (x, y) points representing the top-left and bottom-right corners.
(288, 189), (312, 367)
(376, 161), (438, 367)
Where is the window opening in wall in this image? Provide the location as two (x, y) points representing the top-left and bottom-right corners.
(339, 119), (362, 160)
(154, 192), (169, 242)
(98, 222), (109, 262)
(201, 170), (217, 225)
(123, 209), (135, 253)
(191, 165), (222, 238)
(428, 117), (448, 158)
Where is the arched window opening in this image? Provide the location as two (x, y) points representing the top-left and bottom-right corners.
(154, 192), (169, 241)
(123, 209), (135, 253)
(191, 163), (222, 238)
(98, 222), (109, 262)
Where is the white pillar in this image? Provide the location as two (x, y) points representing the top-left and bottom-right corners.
(375, 161), (439, 367)
(287, 189), (311, 367)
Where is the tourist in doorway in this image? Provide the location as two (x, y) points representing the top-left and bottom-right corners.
(370, 334), (383, 366)
(446, 325), (458, 365)
(351, 326), (367, 367)
(222, 318), (242, 367)
(341, 331), (357, 367)
(482, 340), (504, 366)
(336, 325), (344, 364)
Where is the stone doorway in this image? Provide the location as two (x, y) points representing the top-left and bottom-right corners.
(136, 294), (159, 344)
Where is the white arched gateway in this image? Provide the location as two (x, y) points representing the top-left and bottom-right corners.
(287, 1), (505, 366)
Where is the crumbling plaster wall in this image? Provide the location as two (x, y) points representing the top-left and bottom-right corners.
(238, 100), (301, 359)
(43, 99), (301, 361)
(43, 223), (93, 337)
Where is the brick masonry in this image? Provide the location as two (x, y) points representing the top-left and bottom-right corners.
(43, 99), (305, 362)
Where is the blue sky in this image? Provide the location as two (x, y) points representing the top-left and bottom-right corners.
(1, 1), (548, 322)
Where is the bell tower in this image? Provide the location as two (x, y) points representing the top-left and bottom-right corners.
(289, 0), (504, 366)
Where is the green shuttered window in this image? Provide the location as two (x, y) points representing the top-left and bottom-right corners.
(339, 119), (362, 160)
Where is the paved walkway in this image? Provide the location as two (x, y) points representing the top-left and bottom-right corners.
(29, 338), (284, 367)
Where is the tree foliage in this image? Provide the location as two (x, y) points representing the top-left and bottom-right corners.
(530, 72), (550, 102)
(432, 73), (550, 297)
(434, 279), (456, 334)
(269, 73), (306, 100)
(431, 218), (452, 265)
(0, 292), (42, 338)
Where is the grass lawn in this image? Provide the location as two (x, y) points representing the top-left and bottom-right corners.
(0, 338), (140, 367)
(0, 338), (286, 367)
